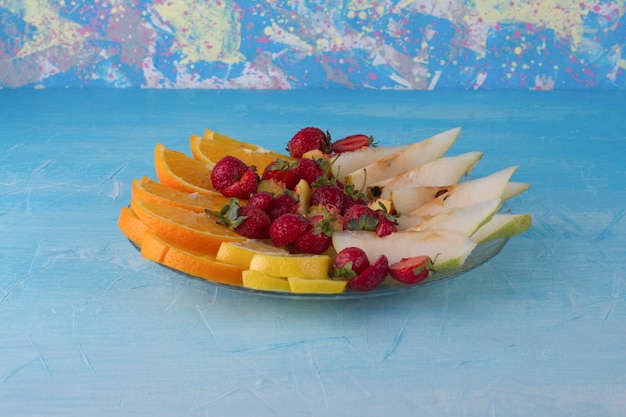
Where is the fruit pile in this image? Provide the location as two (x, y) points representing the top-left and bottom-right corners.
(118, 127), (531, 294)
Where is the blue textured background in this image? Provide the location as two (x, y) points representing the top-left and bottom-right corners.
(1, 0), (625, 89)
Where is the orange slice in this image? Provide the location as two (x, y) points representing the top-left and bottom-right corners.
(154, 143), (215, 195)
(130, 199), (245, 254)
(203, 128), (285, 154)
(190, 131), (294, 172)
(141, 231), (244, 286)
(117, 206), (149, 246)
(132, 177), (232, 213)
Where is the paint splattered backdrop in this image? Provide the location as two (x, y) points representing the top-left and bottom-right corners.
(1, 0), (624, 89)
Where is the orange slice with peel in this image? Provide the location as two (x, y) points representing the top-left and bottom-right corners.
(130, 199), (245, 255)
(132, 177), (233, 213)
(190, 134), (291, 173)
(140, 231), (244, 286)
(154, 144), (215, 195)
(202, 128), (293, 156)
(117, 205), (149, 246)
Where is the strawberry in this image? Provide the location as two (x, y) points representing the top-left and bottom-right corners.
(346, 255), (389, 292)
(330, 247), (370, 279)
(342, 183), (368, 211)
(292, 213), (336, 254)
(292, 158), (325, 185)
(247, 191), (274, 210)
(207, 199), (270, 239)
(342, 204), (379, 231)
(389, 255), (433, 285)
(375, 214), (397, 237)
(221, 168), (259, 199)
(266, 193), (297, 221)
(287, 127), (331, 158)
(269, 213), (309, 247)
(310, 184), (346, 214)
(262, 159), (297, 190)
(331, 134), (376, 153)
(373, 204), (398, 237)
(211, 155), (259, 199)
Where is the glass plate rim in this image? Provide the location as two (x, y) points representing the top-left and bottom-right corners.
(129, 229), (510, 300)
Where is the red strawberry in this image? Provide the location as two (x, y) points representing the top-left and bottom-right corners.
(220, 168), (259, 199)
(342, 183), (368, 211)
(266, 193), (297, 221)
(292, 158), (325, 185)
(373, 204), (398, 237)
(269, 213), (309, 247)
(207, 199), (270, 239)
(310, 184), (346, 214)
(331, 247), (370, 279)
(211, 155), (259, 199)
(262, 159), (297, 189)
(292, 228), (332, 254)
(331, 134), (376, 153)
(346, 255), (389, 292)
(247, 191), (274, 210)
(292, 214), (336, 254)
(375, 214), (397, 237)
(342, 204), (379, 231)
(287, 127), (331, 158)
(389, 256), (433, 285)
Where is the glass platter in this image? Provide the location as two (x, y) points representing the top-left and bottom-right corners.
(130, 236), (509, 300)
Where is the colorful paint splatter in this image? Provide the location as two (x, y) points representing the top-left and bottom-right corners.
(1, 0), (624, 89)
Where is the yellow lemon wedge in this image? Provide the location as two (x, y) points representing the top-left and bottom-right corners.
(248, 254), (331, 280)
(216, 240), (289, 269)
(287, 277), (348, 294)
(242, 270), (290, 292)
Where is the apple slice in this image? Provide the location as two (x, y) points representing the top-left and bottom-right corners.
(391, 179), (528, 214)
(410, 166), (517, 217)
(371, 151), (483, 199)
(331, 144), (410, 182)
(344, 127), (462, 189)
(471, 213), (532, 243)
(406, 198), (501, 237)
(332, 230), (477, 271)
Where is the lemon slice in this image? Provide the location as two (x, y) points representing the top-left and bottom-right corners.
(242, 270), (290, 292)
(216, 240), (289, 268)
(249, 254), (331, 280)
(288, 277), (348, 294)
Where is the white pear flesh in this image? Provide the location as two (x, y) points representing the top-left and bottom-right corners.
(502, 181), (530, 201)
(392, 179), (529, 215)
(471, 213), (532, 243)
(406, 198), (501, 237)
(391, 186), (452, 214)
(331, 144), (410, 183)
(372, 151), (483, 199)
(410, 166), (518, 217)
(332, 230), (477, 271)
(344, 127), (462, 189)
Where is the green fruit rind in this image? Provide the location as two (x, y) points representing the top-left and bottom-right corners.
(471, 213), (532, 244)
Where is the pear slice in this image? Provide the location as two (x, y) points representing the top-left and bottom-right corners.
(371, 151), (483, 199)
(410, 166), (517, 217)
(331, 230), (477, 271)
(391, 179), (528, 214)
(344, 127), (462, 189)
(390, 186), (451, 214)
(406, 198), (501, 237)
(331, 144), (410, 182)
(471, 213), (532, 243)
(501, 181), (530, 200)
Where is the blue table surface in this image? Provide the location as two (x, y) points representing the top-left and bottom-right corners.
(1, 89), (625, 417)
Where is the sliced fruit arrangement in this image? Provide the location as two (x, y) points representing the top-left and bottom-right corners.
(118, 126), (532, 294)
